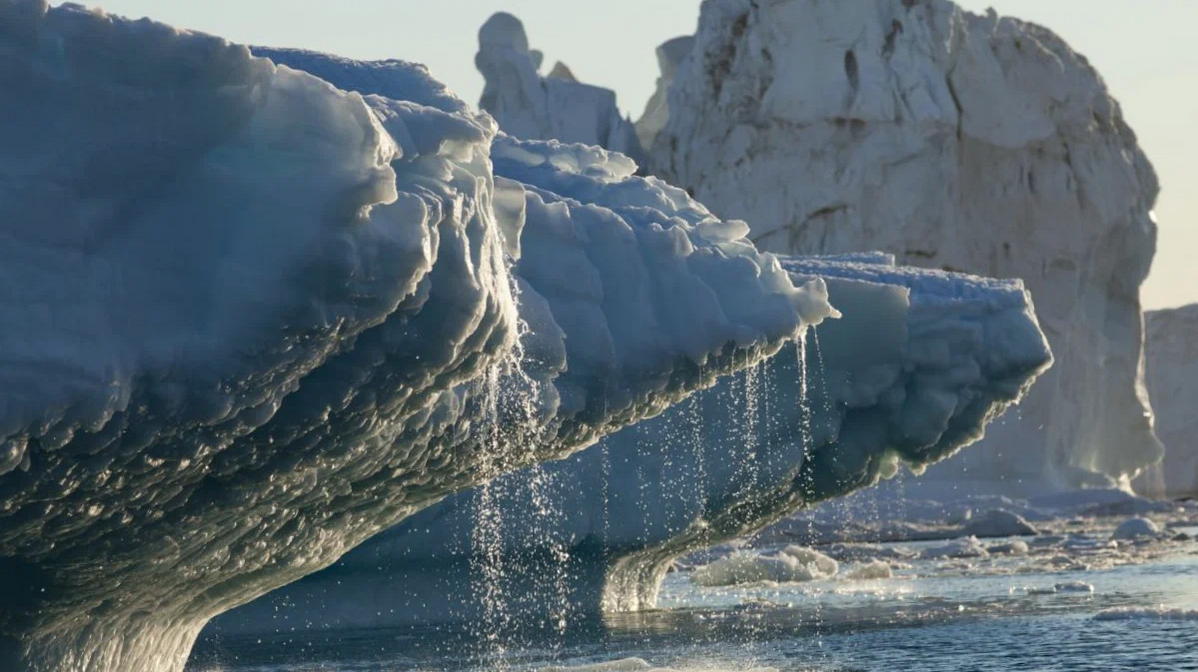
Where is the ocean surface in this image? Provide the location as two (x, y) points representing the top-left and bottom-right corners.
(189, 522), (1198, 672)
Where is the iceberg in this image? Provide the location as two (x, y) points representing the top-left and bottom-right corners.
(468, 3), (1163, 494)
(473, 12), (646, 166)
(211, 255), (1050, 631)
(644, 0), (1161, 491)
(1134, 306), (1198, 499)
(0, 3), (835, 670)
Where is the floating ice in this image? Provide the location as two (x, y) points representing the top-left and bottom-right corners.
(961, 510), (1039, 539)
(692, 546), (839, 587)
(988, 540), (1030, 556)
(921, 537), (990, 560)
(212, 253), (1050, 632)
(1093, 606), (1198, 621)
(0, 3), (833, 670)
(845, 560), (893, 581)
(1112, 518), (1161, 540)
(1030, 581), (1095, 596)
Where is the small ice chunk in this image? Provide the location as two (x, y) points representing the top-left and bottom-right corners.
(921, 536), (990, 560)
(961, 509), (1039, 538)
(1111, 518), (1161, 540)
(845, 560), (893, 580)
(1093, 606), (1198, 621)
(542, 659), (653, 672)
(1028, 581), (1093, 596)
(988, 539), (1030, 555)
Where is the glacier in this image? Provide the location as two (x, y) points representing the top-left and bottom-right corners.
(645, 0), (1161, 491)
(0, 3), (839, 671)
(211, 253), (1050, 631)
(1134, 306), (1198, 499)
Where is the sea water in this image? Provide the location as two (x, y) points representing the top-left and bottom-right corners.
(189, 522), (1198, 672)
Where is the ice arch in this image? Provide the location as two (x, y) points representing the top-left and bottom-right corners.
(211, 254), (1051, 632)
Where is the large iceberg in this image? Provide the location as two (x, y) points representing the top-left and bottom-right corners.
(473, 12), (646, 166)
(210, 254), (1050, 632)
(644, 0), (1161, 491)
(0, 3), (836, 670)
(1134, 306), (1198, 499)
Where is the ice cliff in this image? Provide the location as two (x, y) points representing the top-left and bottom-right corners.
(0, 3), (834, 671)
(474, 12), (646, 166)
(211, 255), (1050, 632)
(645, 0), (1161, 490)
(1135, 306), (1198, 499)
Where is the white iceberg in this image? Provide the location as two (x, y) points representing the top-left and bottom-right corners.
(212, 254), (1050, 632)
(473, 13), (646, 166)
(645, 0), (1161, 492)
(0, 3), (835, 670)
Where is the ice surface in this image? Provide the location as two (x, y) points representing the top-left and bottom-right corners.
(645, 0), (1161, 491)
(844, 560), (893, 581)
(961, 510), (1039, 539)
(1135, 305), (1198, 498)
(921, 537), (990, 560)
(692, 546), (839, 587)
(1111, 518), (1161, 540)
(988, 540), (1030, 556)
(1093, 607), (1198, 621)
(0, 3), (832, 670)
(214, 254), (1049, 632)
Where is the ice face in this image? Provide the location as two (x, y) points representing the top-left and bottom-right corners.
(1134, 305), (1198, 499)
(211, 255), (1051, 632)
(0, 3), (832, 670)
(646, 0), (1161, 491)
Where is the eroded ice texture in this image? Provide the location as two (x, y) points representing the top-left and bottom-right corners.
(0, 3), (831, 670)
(212, 255), (1050, 631)
(646, 0), (1161, 491)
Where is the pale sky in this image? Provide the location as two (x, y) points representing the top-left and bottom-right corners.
(77, 1), (1196, 310)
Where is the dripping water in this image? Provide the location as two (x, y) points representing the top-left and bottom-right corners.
(471, 363), (510, 667)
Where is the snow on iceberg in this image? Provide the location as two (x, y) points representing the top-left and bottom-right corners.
(0, 3), (833, 670)
(210, 255), (1050, 632)
(645, 0), (1161, 492)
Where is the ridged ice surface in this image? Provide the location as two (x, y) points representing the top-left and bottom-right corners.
(0, 3), (833, 670)
(212, 255), (1050, 632)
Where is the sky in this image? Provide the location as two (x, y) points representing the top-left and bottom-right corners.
(78, 0), (1196, 310)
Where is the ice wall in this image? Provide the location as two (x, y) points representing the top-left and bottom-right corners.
(635, 35), (694, 151)
(1134, 307), (1198, 499)
(0, 3), (832, 671)
(474, 12), (646, 166)
(646, 0), (1161, 490)
(210, 255), (1050, 632)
